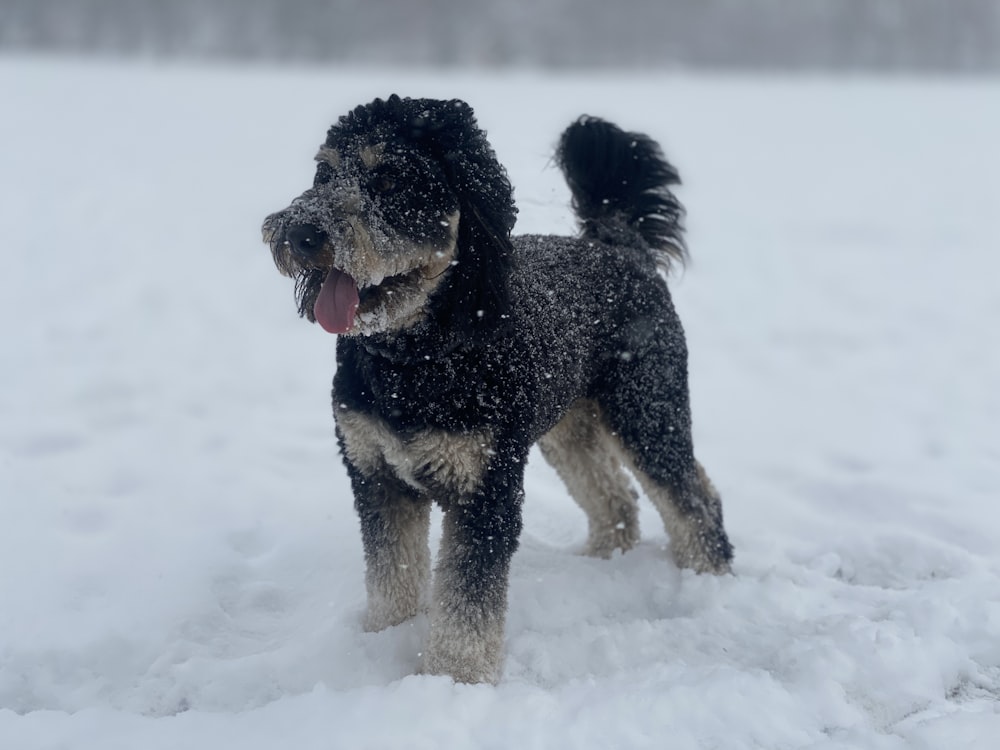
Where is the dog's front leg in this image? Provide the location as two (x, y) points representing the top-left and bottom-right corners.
(348, 463), (432, 632)
(424, 454), (526, 684)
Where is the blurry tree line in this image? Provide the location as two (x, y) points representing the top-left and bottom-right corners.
(1, 0), (997, 72)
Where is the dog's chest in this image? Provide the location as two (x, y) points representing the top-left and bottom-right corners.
(337, 341), (525, 431)
(336, 409), (494, 498)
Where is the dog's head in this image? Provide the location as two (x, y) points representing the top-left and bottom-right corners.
(262, 95), (516, 340)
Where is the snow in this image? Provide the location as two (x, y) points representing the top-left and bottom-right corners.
(2, 58), (999, 748)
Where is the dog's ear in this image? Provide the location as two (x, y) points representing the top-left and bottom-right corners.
(407, 99), (517, 341)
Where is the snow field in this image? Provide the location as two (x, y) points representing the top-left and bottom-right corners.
(0, 59), (998, 748)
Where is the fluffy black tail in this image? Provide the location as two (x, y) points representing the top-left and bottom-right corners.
(556, 116), (687, 271)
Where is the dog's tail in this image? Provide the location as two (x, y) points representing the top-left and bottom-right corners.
(556, 116), (687, 271)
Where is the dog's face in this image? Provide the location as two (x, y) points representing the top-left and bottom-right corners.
(262, 96), (516, 339)
(263, 123), (461, 336)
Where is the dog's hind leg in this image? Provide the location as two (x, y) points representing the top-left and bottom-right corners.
(538, 399), (640, 558)
(599, 352), (734, 575)
(625, 452), (733, 575)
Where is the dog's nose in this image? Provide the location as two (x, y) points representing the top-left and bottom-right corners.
(286, 223), (327, 256)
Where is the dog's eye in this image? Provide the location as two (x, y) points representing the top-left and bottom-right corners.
(370, 173), (397, 195)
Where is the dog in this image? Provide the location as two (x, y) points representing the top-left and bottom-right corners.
(262, 95), (733, 684)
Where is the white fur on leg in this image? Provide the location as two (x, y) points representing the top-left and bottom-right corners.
(363, 499), (432, 632)
(338, 407), (496, 631)
(423, 611), (505, 684)
(421, 515), (508, 684)
(423, 577), (506, 684)
(539, 400), (640, 558)
(621, 455), (732, 575)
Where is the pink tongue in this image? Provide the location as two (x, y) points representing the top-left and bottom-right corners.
(313, 267), (359, 334)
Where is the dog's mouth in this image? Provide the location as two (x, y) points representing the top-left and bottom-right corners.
(286, 210), (460, 336)
(313, 266), (360, 334)
(313, 263), (446, 335)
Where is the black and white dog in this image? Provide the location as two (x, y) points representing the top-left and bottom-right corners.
(262, 96), (733, 683)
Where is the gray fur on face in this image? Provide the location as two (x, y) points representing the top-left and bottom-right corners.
(261, 137), (462, 335)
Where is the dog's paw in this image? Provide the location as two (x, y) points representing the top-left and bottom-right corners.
(363, 596), (421, 632)
(422, 612), (505, 684)
(670, 528), (734, 575)
(421, 642), (503, 685)
(584, 518), (640, 559)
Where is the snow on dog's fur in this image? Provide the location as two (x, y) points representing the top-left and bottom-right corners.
(262, 95), (733, 683)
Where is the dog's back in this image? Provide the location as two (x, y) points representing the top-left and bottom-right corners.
(504, 117), (693, 444)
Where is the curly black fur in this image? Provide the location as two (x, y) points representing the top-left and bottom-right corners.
(262, 97), (733, 684)
(557, 116), (687, 270)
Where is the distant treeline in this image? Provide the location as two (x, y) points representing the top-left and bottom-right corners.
(1, 0), (998, 72)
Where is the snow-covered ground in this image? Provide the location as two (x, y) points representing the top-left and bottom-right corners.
(1, 58), (998, 749)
